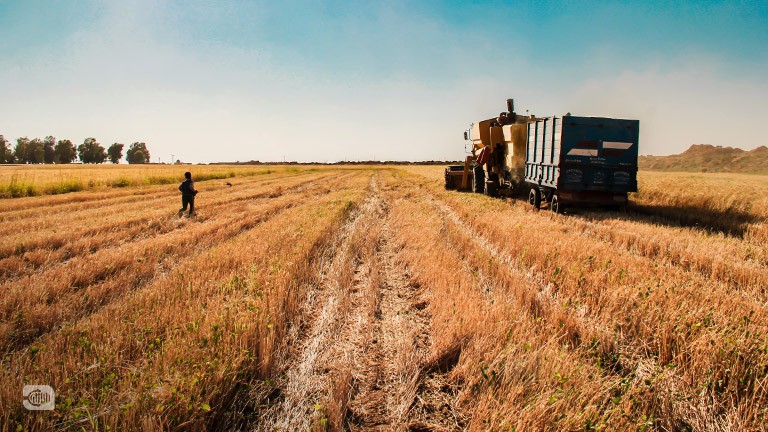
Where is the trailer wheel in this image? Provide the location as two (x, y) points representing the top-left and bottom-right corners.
(528, 188), (541, 210)
(472, 166), (485, 194)
(551, 195), (563, 214)
(484, 180), (498, 197)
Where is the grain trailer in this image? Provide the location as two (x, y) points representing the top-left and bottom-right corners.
(525, 115), (639, 213)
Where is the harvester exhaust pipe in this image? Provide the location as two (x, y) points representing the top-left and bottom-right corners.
(506, 98), (514, 113)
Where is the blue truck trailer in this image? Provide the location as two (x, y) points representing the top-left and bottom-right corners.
(525, 115), (639, 213)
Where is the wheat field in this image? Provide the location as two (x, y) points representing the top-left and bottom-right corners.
(0, 164), (320, 198)
(0, 165), (766, 431)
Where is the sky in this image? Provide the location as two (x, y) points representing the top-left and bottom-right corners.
(1, 0), (766, 163)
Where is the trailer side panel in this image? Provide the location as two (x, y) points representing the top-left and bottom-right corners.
(525, 116), (639, 198)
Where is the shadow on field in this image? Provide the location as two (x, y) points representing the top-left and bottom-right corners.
(466, 188), (760, 238)
(623, 203), (760, 238)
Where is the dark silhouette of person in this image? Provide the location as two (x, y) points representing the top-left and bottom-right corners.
(178, 171), (197, 217)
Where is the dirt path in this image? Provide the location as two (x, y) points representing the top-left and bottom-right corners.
(341, 219), (430, 430)
(346, 220), (463, 432)
(256, 176), (460, 431)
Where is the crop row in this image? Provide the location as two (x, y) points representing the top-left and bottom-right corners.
(0, 171), (368, 430)
(394, 169), (768, 430)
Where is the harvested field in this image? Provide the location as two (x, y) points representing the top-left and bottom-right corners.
(1, 165), (767, 431)
(0, 164), (328, 198)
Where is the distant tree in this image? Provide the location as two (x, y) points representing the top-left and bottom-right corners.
(78, 137), (107, 164)
(14, 137), (30, 164)
(133, 150), (146, 163)
(107, 143), (124, 164)
(43, 136), (57, 164)
(0, 135), (13, 163)
(55, 139), (77, 164)
(28, 138), (45, 164)
(126, 142), (150, 164)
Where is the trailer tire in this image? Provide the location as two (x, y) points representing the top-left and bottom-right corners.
(529, 188), (541, 210)
(472, 166), (485, 194)
(551, 194), (563, 214)
(484, 180), (498, 197)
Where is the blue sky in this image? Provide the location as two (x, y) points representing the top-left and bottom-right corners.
(1, 0), (766, 162)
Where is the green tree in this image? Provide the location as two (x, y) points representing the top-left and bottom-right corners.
(44, 136), (57, 164)
(133, 150), (146, 164)
(0, 135), (13, 163)
(27, 138), (45, 164)
(55, 139), (77, 164)
(78, 137), (107, 164)
(14, 137), (30, 164)
(107, 143), (124, 164)
(126, 142), (150, 164)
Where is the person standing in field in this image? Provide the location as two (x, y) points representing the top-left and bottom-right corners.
(178, 171), (198, 217)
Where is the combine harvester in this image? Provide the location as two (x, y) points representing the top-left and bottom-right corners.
(445, 99), (640, 213)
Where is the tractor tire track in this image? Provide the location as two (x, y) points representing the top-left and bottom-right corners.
(343, 217), (457, 432)
(255, 175), (461, 431)
(255, 177), (380, 431)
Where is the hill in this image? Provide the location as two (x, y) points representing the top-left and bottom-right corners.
(639, 144), (768, 174)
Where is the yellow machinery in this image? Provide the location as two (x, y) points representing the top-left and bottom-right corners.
(445, 99), (532, 196)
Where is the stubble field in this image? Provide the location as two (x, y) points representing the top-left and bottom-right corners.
(1, 165), (767, 431)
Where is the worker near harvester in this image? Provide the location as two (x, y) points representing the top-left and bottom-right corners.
(178, 171), (198, 217)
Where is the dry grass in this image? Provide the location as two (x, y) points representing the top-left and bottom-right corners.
(1, 165), (766, 431)
(400, 166), (768, 430)
(0, 167), (367, 430)
(0, 164), (333, 198)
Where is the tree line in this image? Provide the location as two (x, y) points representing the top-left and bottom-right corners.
(0, 135), (151, 164)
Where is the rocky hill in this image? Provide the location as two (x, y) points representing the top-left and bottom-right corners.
(639, 144), (768, 174)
